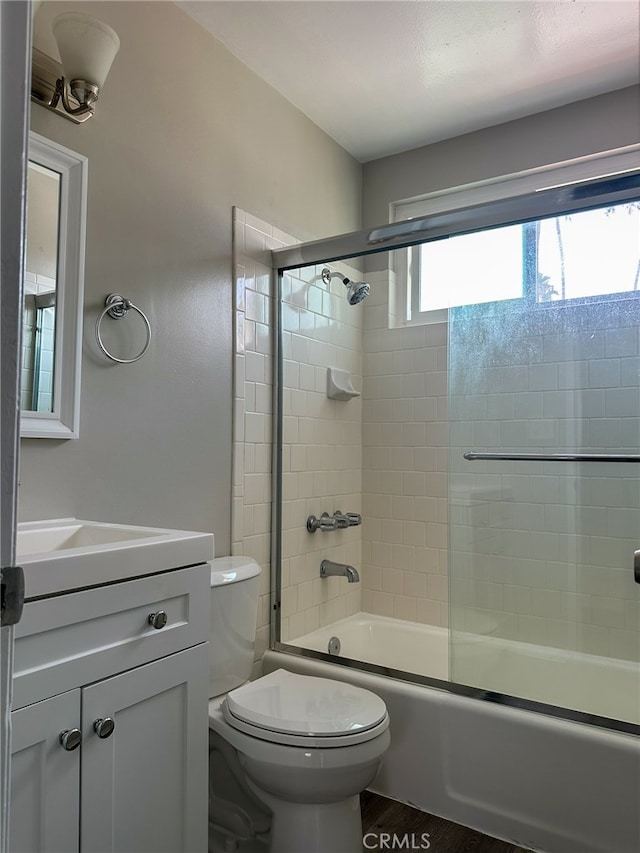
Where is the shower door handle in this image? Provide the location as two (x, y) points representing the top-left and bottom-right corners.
(634, 550), (640, 584)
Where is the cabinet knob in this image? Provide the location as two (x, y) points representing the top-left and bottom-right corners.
(93, 717), (115, 739)
(59, 728), (82, 751)
(148, 610), (168, 630)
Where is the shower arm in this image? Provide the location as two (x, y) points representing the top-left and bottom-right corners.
(321, 268), (348, 285)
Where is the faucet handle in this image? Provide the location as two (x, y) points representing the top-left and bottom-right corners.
(307, 512), (338, 533)
(332, 511), (349, 529)
(346, 512), (362, 527)
(319, 513), (338, 531)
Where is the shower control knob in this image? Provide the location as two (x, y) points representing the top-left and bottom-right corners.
(59, 728), (82, 751)
(306, 513), (338, 533)
(346, 513), (362, 527)
(93, 717), (115, 739)
(148, 610), (168, 630)
(333, 511), (349, 529)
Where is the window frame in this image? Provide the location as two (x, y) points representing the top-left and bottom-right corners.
(393, 146), (640, 326)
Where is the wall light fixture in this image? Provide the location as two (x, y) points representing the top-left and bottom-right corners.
(31, 12), (120, 124)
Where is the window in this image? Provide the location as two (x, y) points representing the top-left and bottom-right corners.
(414, 223), (524, 317)
(412, 200), (640, 321)
(392, 147), (640, 324)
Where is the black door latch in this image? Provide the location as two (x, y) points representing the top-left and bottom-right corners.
(1, 566), (25, 626)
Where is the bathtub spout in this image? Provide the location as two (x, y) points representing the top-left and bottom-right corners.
(320, 559), (359, 583)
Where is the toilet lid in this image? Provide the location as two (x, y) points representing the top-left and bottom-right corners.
(224, 669), (387, 738)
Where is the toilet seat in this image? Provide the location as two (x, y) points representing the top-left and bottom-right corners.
(222, 669), (389, 748)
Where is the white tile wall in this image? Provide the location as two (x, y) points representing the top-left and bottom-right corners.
(448, 299), (640, 662)
(234, 219), (639, 675)
(232, 208), (293, 677)
(21, 278), (56, 413)
(232, 210), (363, 673)
(279, 261), (364, 642)
(360, 268), (640, 665)
(361, 268), (450, 625)
(35, 305), (55, 412)
(21, 295), (36, 411)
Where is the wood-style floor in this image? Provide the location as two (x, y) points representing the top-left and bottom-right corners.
(361, 791), (531, 853)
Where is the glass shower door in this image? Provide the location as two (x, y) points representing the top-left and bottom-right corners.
(448, 296), (640, 725)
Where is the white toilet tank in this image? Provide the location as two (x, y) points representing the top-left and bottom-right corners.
(209, 556), (262, 698)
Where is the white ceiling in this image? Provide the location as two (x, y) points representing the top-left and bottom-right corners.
(178, 1), (640, 163)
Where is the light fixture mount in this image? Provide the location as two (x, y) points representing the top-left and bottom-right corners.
(31, 51), (93, 123)
(31, 48), (96, 124)
(31, 12), (120, 124)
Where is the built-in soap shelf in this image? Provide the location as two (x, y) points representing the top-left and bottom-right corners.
(327, 367), (360, 401)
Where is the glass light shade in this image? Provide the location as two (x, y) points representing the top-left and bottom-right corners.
(53, 12), (120, 89)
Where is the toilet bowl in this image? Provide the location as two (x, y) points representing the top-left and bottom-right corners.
(207, 557), (391, 853)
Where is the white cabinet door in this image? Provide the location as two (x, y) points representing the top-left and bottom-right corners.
(81, 644), (208, 853)
(10, 690), (81, 853)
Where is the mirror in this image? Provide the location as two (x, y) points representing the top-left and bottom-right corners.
(23, 161), (59, 414)
(21, 132), (87, 439)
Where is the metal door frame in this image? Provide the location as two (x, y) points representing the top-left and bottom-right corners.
(0, 2), (31, 850)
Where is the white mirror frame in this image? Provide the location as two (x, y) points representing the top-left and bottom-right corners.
(21, 132), (87, 439)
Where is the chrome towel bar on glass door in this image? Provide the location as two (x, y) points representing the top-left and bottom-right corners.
(464, 451), (640, 463)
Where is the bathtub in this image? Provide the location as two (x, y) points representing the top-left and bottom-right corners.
(291, 612), (640, 724)
(263, 613), (640, 853)
(292, 613), (449, 681)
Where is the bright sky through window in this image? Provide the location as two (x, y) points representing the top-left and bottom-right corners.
(418, 201), (640, 313)
(419, 225), (523, 312)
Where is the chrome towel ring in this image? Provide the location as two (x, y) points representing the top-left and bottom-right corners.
(95, 293), (151, 364)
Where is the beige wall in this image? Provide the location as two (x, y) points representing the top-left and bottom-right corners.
(26, 166), (59, 279)
(20, 1), (361, 553)
(363, 86), (640, 229)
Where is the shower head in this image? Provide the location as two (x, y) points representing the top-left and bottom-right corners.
(321, 267), (370, 305)
(344, 278), (370, 305)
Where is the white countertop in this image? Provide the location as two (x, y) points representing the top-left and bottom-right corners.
(17, 518), (215, 599)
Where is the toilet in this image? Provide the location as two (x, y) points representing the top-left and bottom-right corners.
(207, 556), (391, 853)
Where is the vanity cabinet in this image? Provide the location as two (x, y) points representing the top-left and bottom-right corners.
(10, 563), (210, 853)
(10, 690), (81, 853)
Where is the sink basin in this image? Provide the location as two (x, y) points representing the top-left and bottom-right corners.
(17, 518), (214, 599)
(17, 521), (159, 555)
